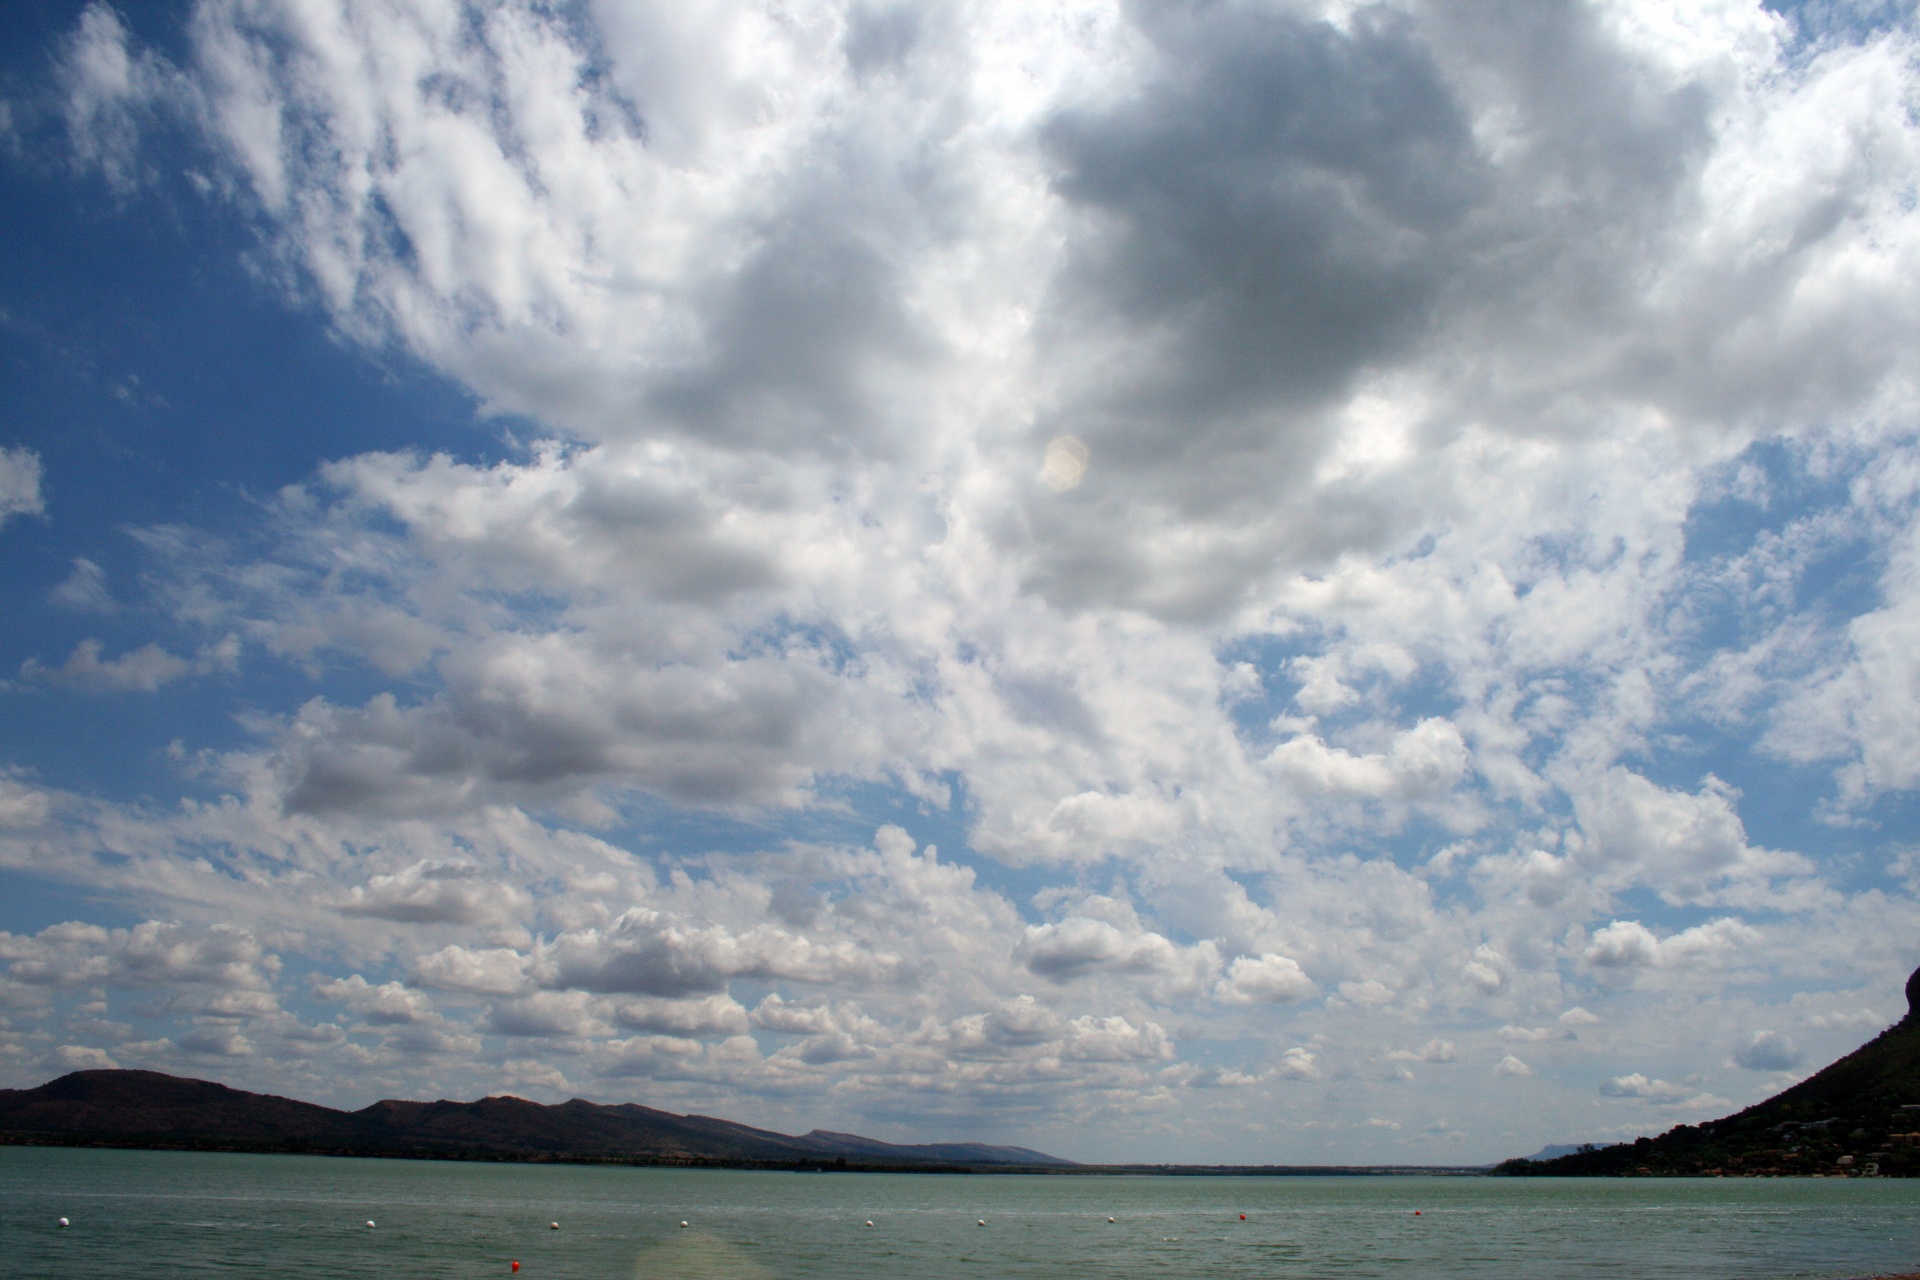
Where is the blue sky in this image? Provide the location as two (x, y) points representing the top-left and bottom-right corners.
(2, 0), (1919, 1166)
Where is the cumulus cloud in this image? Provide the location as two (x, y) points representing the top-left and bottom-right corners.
(7, 0), (1920, 1162)
(1389, 1039), (1458, 1064)
(1276, 1047), (1321, 1080)
(1583, 918), (1760, 971)
(534, 908), (903, 998)
(1733, 1029), (1803, 1072)
(1574, 770), (1810, 903)
(54, 1043), (118, 1070)
(410, 946), (529, 996)
(1600, 1073), (1709, 1106)
(0, 775), (53, 828)
(0, 920), (277, 992)
(1012, 914), (1223, 1004)
(339, 862), (529, 927)
(1216, 953), (1319, 1005)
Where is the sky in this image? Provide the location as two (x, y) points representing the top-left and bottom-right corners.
(0, 0), (1918, 1167)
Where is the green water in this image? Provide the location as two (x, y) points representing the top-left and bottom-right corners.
(5, 1146), (1919, 1279)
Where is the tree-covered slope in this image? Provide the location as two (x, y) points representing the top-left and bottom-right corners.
(1499, 968), (1920, 1177)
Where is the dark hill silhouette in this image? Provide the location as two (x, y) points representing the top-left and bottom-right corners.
(0, 1069), (1074, 1169)
(1499, 966), (1920, 1177)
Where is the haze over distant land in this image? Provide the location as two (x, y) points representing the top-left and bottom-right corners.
(1, 0), (1919, 1167)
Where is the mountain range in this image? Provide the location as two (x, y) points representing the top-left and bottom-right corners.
(14, 965), (1920, 1176)
(0, 1069), (1073, 1170)
(1499, 966), (1920, 1177)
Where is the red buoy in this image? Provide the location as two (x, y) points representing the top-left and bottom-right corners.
(1239, 1214), (1246, 1220)
(1413, 1211), (1422, 1216)
(511, 1263), (519, 1273)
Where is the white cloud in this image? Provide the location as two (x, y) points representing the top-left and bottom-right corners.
(1600, 1073), (1704, 1105)
(1216, 953), (1319, 1005)
(0, 920), (278, 993)
(0, 447), (43, 528)
(410, 946), (529, 996)
(50, 559), (114, 612)
(7, 0), (1920, 1164)
(1277, 1047), (1320, 1080)
(1732, 1029), (1803, 1071)
(1805, 1007), (1883, 1031)
(1017, 917), (1207, 984)
(0, 776), (52, 828)
(1574, 770), (1811, 904)
(21, 636), (239, 694)
(533, 907), (904, 997)
(339, 861), (529, 927)
(54, 1043), (118, 1070)
(1583, 918), (1760, 971)
(312, 975), (434, 1026)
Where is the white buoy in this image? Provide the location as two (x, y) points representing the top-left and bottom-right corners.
(57, 1218), (70, 1229)
(977, 1219), (987, 1227)
(366, 1221), (376, 1229)
(865, 1220), (874, 1227)
(680, 1220), (689, 1229)
(1107, 1217), (1115, 1223)
(549, 1222), (560, 1230)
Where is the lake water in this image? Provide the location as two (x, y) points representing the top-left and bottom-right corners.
(5, 1146), (1919, 1279)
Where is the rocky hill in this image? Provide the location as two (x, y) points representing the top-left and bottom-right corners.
(0, 1069), (1074, 1169)
(1499, 967), (1920, 1177)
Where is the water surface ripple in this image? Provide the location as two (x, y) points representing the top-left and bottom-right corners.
(6, 1146), (1918, 1278)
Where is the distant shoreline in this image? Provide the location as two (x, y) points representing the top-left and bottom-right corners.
(0, 1133), (1490, 1176)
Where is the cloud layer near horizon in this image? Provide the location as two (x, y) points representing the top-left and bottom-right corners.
(2, 0), (1920, 1163)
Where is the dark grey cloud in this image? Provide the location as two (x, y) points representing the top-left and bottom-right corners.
(1042, 4), (1482, 440)
(1012, 0), (1739, 618)
(1013, 4), (1489, 615)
